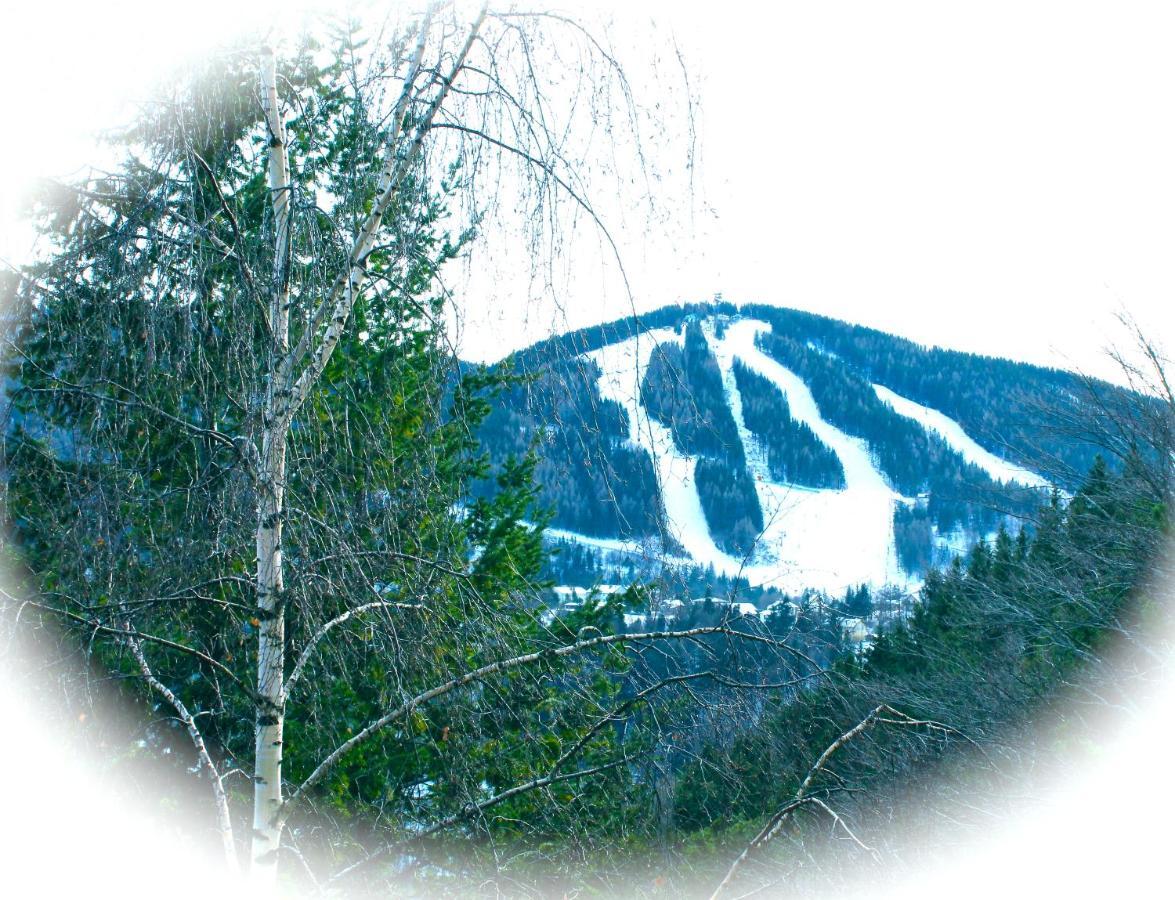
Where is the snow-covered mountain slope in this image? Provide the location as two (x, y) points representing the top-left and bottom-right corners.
(581, 318), (911, 595)
(872, 383), (1049, 488)
(587, 327), (735, 572)
(483, 305), (1074, 596)
(543, 525), (691, 565)
(707, 318), (909, 594)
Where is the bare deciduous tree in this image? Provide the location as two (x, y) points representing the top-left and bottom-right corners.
(0, 5), (819, 891)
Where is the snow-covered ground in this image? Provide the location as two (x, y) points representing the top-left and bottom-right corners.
(620, 596), (763, 630)
(582, 318), (913, 596)
(587, 327), (740, 574)
(872, 383), (1049, 488)
(551, 584), (627, 602)
(712, 319), (910, 594)
(543, 526), (691, 565)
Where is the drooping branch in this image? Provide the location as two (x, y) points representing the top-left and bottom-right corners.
(282, 600), (426, 702)
(325, 665), (827, 884)
(326, 753), (640, 885)
(125, 628), (237, 871)
(427, 119), (635, 301)
(279, 3), (483, 431)
(548, 668), (825, 783)
(15, 376), (241, 458)
(186, 145), (261, 312)
(18, 596), (249, 699)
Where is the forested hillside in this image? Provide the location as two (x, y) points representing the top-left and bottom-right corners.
(476, 356), (664, 538)
(732, 358), (846, 489)
(753, 327), (1040, 529)
(741, 303), (1117, 483)
(477, 302), (1123, 587)
(669, 448), (1169, 898)
(639, 322), (762, 556)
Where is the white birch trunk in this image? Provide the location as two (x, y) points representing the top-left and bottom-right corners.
(250, 431), (286, 885)
(251, 43), (292, 887)
(245, 10), (483, 880)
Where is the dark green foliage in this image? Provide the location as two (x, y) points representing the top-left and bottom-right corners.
(742, 303), (1131, 488)
(477, 357), (663, 538)
(671, 453), (1167, 846)
(0, 25), (636, 865)
(865, 456), (1160, 692)
(893, 504), (935, 575)
(732, 358), (845, 489)
(838, 584), (873, 619)
(695, 457), (764, 557)
(640, 323), (743, 463)
(636, 322), (763, 555)
(19, 15), (1169, 895)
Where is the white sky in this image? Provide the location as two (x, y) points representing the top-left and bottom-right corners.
(458, 0), (1175, 385)
(678, 0), (1175, 382)
(3, 1), (1172, 384)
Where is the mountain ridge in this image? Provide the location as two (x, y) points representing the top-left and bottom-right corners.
(475, 302), (1129, 595)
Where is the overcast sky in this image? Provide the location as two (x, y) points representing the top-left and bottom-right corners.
(665, 0), (1175, 383)
(3, 1), (1173, 384)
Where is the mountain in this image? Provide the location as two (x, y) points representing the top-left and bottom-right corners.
(476, 302), (1121, 600)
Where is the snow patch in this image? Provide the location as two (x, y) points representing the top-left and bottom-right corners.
(873, 383), (1049, 488)
(586, 327), (744, 576)
(709, 319), (911, 594)
(543, 526), (690, 565)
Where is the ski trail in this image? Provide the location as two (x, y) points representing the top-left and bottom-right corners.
(587, 328), (742, 575)
(711, 319), (910, 593)
(701, 319), (774, 564)
(580, 318), (913, 594)
(872, 383), (1049, 488)
(548, 316), (1043, 597)
(543, 526), (693, 567)
(720, 320), (887, 492)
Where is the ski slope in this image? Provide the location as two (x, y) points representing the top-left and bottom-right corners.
(587, 327), (738, 575)
(713, 319), (909, 594)
(872, 383), (1049, 488)
(544, 526), (685, 562)
(583, 319), (912, 596)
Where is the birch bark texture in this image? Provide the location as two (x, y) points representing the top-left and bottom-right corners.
(251, 41), (293, 879)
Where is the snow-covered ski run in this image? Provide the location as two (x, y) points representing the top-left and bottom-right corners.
(548, 314), (1055, 598)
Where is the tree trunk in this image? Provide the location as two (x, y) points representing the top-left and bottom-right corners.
(251, 430), (287, 882)
(251, 43), (293, 885)
(245, 13), (481, 880)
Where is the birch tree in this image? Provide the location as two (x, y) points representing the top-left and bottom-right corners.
(2, 5), (813, 891)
